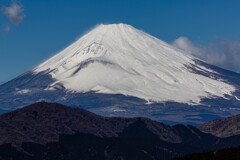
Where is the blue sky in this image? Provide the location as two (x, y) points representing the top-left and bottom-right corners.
(0, 0), (240, 83)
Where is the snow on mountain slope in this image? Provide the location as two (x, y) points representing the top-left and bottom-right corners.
(34, 23), (235, 104)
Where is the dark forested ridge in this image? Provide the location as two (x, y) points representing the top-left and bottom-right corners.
(0, 102), (240, 160)
(198, 114), (240, 138)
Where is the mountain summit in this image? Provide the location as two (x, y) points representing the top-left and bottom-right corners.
(34, 23), (234, 104)
(0, 23), (240, 124)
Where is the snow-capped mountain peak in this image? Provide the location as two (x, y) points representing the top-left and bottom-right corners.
(34, 23), (235, 104)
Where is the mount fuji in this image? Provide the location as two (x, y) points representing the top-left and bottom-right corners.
(1, 23), (240, 125)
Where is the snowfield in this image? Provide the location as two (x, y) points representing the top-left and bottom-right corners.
(34, 23), (235, 104)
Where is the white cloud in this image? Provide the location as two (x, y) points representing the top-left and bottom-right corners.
(172, 37), (240, 73)
(1, 1), (25, 26)
(172, 37), (203, 57)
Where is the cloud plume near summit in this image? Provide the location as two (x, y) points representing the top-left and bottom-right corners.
(173, 37), (240, 73)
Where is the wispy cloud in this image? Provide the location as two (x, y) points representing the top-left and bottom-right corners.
(4, 24), (10, 32)
(0, 23), (10, 33)
(1, 1), (25, 26)
(172, 37), (240, 73)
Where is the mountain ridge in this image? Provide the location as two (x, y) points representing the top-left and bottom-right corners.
(0, 102), (181, 145)
(198, 114), (240, 138)
(1, 102), (240, 160)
